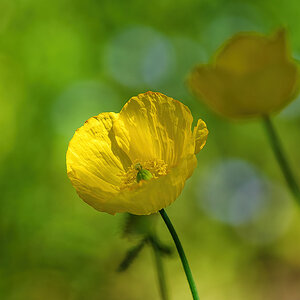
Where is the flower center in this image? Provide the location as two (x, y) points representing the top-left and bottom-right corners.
(120, 159), (168, 190)
(135, 163), (153, 183)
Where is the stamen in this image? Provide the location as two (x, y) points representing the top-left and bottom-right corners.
(120, 159), (168, 190)
(135, 163), (143, 172)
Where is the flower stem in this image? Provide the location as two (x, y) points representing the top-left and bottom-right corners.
(149, 236), (169, 300)
(159, 209), (200, 300)
(262, 115), (300, 205)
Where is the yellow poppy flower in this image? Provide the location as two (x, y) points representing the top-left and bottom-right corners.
(189, 29), (300, 119)
(66, 91), (208, 215)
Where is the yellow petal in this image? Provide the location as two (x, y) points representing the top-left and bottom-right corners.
(116, 154), (197, 215)
(66, 92), (208, 215)
(189, 66), (238, 117)
(238, 62), (299, 116)
(189, 29), (300, 118)
(113, 91), (194, 166)
(66, 112), (132, 214)
(215, 29), (288, 75)
(193, 119), (209, 154)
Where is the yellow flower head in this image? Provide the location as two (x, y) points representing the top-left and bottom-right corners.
(66, 92), (208, 215)
(189, 29), (300, 119)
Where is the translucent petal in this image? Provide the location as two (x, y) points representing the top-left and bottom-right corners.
(66, 92), (208, 215)
(193, 119), (209, 154)
(66, 112), (132, 211)
(113, 91), (194, 166)
(116, 154), (197, 215)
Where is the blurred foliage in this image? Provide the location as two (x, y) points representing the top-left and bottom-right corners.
(1, 0), (300, 299)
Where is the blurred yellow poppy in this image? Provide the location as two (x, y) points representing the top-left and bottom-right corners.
(189, 29), (300, 119)
(66, 91), (208, 215)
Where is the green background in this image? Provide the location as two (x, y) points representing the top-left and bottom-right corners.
(1, 0), (300, 299)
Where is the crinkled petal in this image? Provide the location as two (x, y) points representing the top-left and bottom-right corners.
(113, 91), (194, 166)
(66, 92), (208, 215)
(115, 154), (197, 215)
(66, 112), (132, 212)
(193, 119), (209, 154)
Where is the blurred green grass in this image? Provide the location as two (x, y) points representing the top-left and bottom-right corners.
(1, 0), (300, 299)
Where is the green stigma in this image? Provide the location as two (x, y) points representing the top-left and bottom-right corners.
(135, 163), (153, 183)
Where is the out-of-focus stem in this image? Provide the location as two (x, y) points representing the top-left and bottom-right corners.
(149, 236), (169, 300)
(263, 115), (300, 205)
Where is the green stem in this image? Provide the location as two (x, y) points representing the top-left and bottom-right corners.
(262, 115), (300, 205)
(149, 236), (169, 300)
(159, 209), (200, 300)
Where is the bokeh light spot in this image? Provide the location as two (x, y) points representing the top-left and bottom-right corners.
(51, 80), (122, 139)
(201, 4), (264, 54)
(198, 159), (269, 225)
(235, 183), (293, 245)
(103, 26), (175, 88)
(197, 158), (293, 244)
